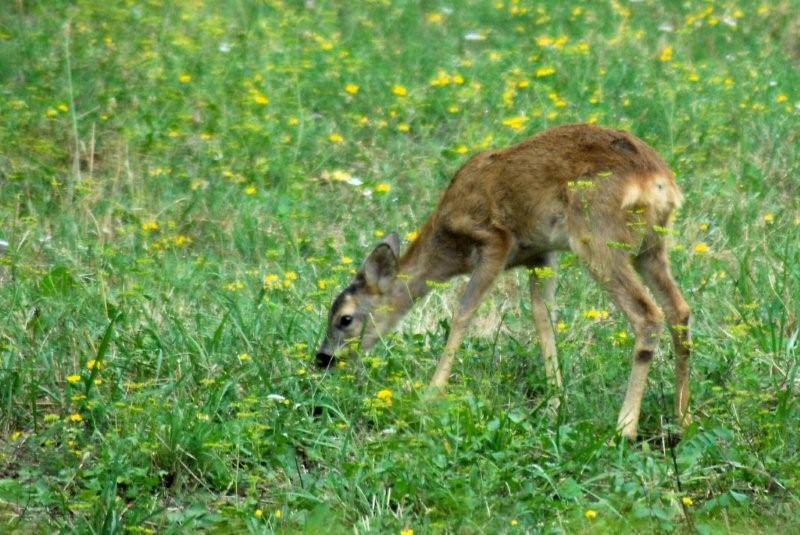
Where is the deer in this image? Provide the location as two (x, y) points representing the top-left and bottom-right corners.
(315, 123), (691, 439)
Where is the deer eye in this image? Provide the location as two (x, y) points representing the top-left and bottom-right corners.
(339, 315), (354, 328)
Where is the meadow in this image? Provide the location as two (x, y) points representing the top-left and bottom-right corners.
(1, 0), (799, 532)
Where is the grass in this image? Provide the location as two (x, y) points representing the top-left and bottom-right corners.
(1, 0), (799, 532)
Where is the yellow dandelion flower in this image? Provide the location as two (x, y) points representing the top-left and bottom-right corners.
(557, 321), (567, 332)
(391, 85), (407, 96)
(263, 274), (280, 289)
(775, 94), (788, 103)
(328, 132), (344, 143)
(405, 230), (419, 241)
(11, 431), (22, 441)
(141, 220), (159, 231)
(224, 280), (245, 291)
(584, 309), (609, 320)
(57, 103), (69, 112)
(584, 509), (597, 519)
(397, 123), (410, 132)
(447, 104), (460, 113)
(238, 353), (252, 362)
(693, 243), (709, 254)
(535, 66), (556, 77)
(682, 496), (693, 506)
(376, 389), (393, 401)
(763, 213), (774, 223)
(178, 73), (192, 83)
(244, 185), (257, 195)
(254, 509), (263, 519)
(45, 108), (58, 117)
(318, 279), (328, 290)
(344, 83), (359, 94)
(658, 47), (673, 62)
(274, 510), (282, 518)
(340, 256), (353, 265)
(68, 413), (83, 423)
(66, 374), (81, 383)
(375, 183), (391, 193)
(374, 229), (385, 238)
(454, 145), (469, 154)
(252, 92), (269, 105)
(87, 359), (103, 370)
(400, 529), (414, 535)
(426, 12), (443, 24)
(687, 72), (700, 82)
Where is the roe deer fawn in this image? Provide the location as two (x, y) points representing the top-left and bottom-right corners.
(316, 123), (690, 439)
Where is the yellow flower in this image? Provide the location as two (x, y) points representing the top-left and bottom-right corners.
(141, 220), (159, 231)
(400, 529), (413, 535)
(693, 243), (709, 254)
(583, 309), (609, 320)
(57, 103), (69, 112)
(344, 83), (359, 94)
(584, 509), (597, 519)
(557, 321), (567, 332)
(426, 11), (443, 23)
(682, 496), (694, 506)
(238, 353), (252, 362)
(763, 213), (774, 223)
(45, 108), (58, 117)
(510, 519), (518, 526)
(263, 274), (281, 289)
(658, 47), (673, 62)
(284, 271), (298, 281)
(340, 256), (353, 265)
(391, 85), (407, 96)
(11, 431), (22, 441)
(376, 389), (393, 401)
(405, 230), (418, 242)
(68, 413), (83, 423)
(375, 183), (391, 193)
(274, 510), (282, 518)
(252, 91), (269, 105)
(254, 509), (263, 519)
(535, 66), (555, 77)
(87, 359), (103, 370)
(328, 132), (344, 143)
(397, 123), (410, 132)
(66, 374), (81, 383)
(224, 280), (244, 291)
(775, 94), (788, 103)
(244, 185), (257, 195)
(374, 230), (385, 238)
(178, 73), (192, 83)
(687, 72), (700, 82)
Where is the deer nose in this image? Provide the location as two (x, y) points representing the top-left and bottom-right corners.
(316, 352), (335, 368)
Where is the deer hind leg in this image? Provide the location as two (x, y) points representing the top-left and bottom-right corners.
(572, 240), (664, 439)
(529, 253), (562, 411)
(430, 228), (511, 389)
(635, 246), (691, 428)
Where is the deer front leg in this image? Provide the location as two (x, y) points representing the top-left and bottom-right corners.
(529, 253), (562, 412)
(430, 231), (511, 388)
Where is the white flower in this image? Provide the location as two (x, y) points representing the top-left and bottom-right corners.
(267, 394), (286, 402)
(464, 32), (485, 41)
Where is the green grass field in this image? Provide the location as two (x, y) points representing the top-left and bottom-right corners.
(1, 0), (799, 532)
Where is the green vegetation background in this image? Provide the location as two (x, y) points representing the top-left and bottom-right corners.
(1, 0), (798, 532)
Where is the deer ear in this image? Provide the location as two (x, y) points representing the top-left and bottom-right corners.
(381, 232), (401, 258)
(361, 237), (399, 292)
